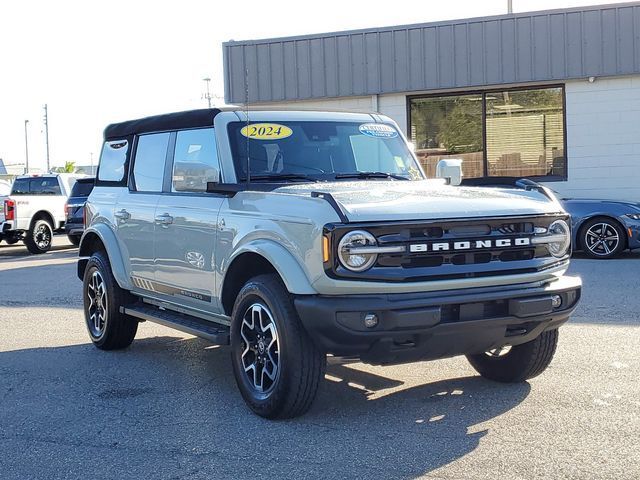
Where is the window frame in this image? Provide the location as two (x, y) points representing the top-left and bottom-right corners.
(95, 138), (132, 187)
(128, 131), (172, 194)
(406, 84), (568, 182)
(166, 127), (222, 195)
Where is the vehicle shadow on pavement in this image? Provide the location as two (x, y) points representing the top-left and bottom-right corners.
(0, 243), (76, 259)
(0, 335), (531, 479)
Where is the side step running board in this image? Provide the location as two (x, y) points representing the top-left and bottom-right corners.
(122, 304), (230, 345)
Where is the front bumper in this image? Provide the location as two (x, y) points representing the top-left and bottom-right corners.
(294, 275), (581, 365)
(625, 219), (640, 250)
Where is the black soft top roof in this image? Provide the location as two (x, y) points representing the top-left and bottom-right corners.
(104, 108), (222, 140)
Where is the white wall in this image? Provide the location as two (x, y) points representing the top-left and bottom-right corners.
(546, 75), (640, 201)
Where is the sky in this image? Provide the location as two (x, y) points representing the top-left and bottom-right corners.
(0, 0), (627, 171)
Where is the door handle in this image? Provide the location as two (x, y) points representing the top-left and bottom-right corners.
(154, 213), (174, 226)
(114, 209), (130, 221)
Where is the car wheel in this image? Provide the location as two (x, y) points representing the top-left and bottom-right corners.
(68, 234), (81, 246)
(466, 329), (559, 383)
(83, 251), (138, 350)
(24, 219), (53, 254)
(580, 218), (625, 259)
(230, 274), (326, 419)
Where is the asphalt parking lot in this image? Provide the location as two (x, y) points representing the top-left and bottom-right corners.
(0, 237), (638, 479)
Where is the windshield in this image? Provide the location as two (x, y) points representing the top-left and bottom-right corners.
(228, 121), (423, 182)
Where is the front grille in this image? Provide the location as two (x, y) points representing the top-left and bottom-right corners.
(325, 214), (568, 282)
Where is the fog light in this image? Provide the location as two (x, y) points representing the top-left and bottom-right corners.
(551, 295), (562, 308)
(364, 313), (379, 328)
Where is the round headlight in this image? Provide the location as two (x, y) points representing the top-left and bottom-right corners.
(547, 219), (571, 257)
(338, 230), (378, 272)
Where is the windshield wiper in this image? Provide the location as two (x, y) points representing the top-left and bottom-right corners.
(243, 174), (319, 183)
(334, 172), (409, 180)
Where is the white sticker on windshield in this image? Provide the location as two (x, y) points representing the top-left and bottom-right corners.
(359, 123), (398, 139)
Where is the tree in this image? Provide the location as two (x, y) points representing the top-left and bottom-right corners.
(52, 161), (76, 173)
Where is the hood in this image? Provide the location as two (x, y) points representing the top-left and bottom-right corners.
(274, 180), (563, 222)
(562, 198), (640, 209)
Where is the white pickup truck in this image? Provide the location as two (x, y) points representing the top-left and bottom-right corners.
(1, 174), (84, 253)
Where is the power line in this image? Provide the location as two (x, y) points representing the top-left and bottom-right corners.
(43, 104), (50, 172)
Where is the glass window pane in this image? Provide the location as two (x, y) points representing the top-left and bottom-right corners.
(29, 177), (61, 195)
(133, 133), (169, 192)
(172, 128), (219, 192)
(70, 180), (94, 197)
(228, 122), (420, 180)
(11, 177), (30, 194)
(98, 140), (129, 182)
(486, 87), (565, 177)
(409, 94), (484, 178)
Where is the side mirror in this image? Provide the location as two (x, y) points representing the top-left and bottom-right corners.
(436, 159), (463, 186)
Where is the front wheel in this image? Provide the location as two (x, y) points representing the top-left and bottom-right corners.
(25, 219), (53, 254)
(466, 329), (559, 383)
(83, 251), (138, 350)
(580, 218), (625, 259)
(230, 274), (326, 419)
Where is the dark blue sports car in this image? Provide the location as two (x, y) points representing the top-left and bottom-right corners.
(560, 197), (640, 259)
(461, 177), (640, 259)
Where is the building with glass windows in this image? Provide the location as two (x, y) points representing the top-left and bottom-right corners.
(222, 2), (640, 201)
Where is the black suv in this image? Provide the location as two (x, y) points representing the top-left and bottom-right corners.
(65, 177), (94, 246)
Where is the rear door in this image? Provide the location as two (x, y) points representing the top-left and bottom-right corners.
(153, 127), (224, 313)
(116, 132), (170, 287)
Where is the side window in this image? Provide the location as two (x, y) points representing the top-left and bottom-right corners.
(98, 140), (128, 182)
(11, 178), (30, 195)
(30, 177), (62, 195)
(171, 128), (220, 192)
(133, 133), (170, 192)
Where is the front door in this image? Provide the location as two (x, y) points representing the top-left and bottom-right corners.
(153, 127), (224, 314)
(116, 132), (170, 287)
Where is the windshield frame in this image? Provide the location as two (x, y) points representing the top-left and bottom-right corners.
(226, 120), (425, 183)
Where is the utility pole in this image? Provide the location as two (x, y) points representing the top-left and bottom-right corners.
(508, 0), (513, 14)
(203, 77), (212, 108)
(24, 120), (30, 174)
(43, 104), (50, 172)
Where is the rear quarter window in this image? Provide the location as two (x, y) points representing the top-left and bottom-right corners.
(97, 140), (129, 182)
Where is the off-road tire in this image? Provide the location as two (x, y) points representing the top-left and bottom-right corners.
(83, 251), (138, 350)
(68, 234), (81, 246)
(25, 218), (53, 254)
(230, 274), (326, 419)
(466, 329), (559, 383)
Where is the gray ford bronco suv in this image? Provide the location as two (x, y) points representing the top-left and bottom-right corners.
(78, 108), (581, 418)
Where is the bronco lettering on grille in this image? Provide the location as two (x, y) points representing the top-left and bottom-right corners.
(409, 237), (531, 253)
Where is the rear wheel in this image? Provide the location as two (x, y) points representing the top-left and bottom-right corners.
(230, 274), (325, 419)
(25, 219), (53, 254)
(466, 329), (559, 383)
(580, 218), (625, 259)
(83, 251), (138, 350)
